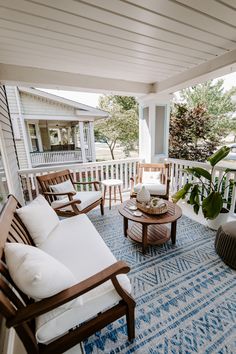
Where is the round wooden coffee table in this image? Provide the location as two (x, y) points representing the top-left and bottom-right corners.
(118, 199), (182, 254)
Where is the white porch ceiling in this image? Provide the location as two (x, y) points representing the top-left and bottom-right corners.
(0, 0), (236, 95)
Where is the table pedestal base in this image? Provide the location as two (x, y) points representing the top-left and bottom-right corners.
(127, 223), (171, 251)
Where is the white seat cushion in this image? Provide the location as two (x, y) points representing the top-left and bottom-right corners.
(36, 214), (131, 344)
(134, 182), (166, 196)
(51, 191), (102, 211)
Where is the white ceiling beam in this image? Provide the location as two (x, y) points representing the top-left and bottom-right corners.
(154, 49), (236, 94)
(0, 63), (152, 95)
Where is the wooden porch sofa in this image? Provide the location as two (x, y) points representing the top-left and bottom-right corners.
(0, 195), (135, 354)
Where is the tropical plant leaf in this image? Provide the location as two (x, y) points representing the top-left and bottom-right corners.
(202, 191), (223, 219)
(172, 183), (192, 203)
(189, 185), (200, 205)
(193, 203), (200, 215)
(224, 168), (236, 173)
(207, 146), (230, 166)
(185, 167), (211, 181)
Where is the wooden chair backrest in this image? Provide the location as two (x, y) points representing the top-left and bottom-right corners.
(0, 195), (39, 353)
(37, 169), (73, 204)
(137, 163), (170, 184)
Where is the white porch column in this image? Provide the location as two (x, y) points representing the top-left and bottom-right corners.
(138, 95), (171, 163)
(79, 121), (87, 163)
(89, 121), (96, 162)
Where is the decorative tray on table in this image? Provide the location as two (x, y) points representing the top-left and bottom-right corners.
(136, 198), (168, 215)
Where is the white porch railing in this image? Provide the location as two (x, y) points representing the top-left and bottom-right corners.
(30, 150), (85, 166)
(168, 158), (236, 214)
(18, 157), (141, 201)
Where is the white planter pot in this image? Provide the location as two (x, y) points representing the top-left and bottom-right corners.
(207, 210), (229, 230)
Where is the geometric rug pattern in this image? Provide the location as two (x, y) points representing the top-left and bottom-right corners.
(83, 207), (236, 354)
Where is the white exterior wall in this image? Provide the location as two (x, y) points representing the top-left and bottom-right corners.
(0, 86), (23, 202)
(5, 86), (29, 169)
(20, 92), (75, 117)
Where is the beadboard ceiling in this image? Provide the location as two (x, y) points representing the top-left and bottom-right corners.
(0, 0), (235, 94)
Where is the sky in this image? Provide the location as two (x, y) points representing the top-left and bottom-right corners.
(41, 71), (236, 108)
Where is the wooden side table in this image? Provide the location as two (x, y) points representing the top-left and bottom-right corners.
(102, 179), (123, 210)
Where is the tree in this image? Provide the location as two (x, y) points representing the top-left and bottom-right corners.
(169, 79), (236, 161)
(169, 104), (219, 161)
(95, 95), (138, 160)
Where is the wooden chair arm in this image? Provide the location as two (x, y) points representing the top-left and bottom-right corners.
(7, 261), (130, 328)
(53, 199), (82, 211)
(72, 181), (100, 186)
(43, 191), (76, 198)
(72, 181), (100, 191)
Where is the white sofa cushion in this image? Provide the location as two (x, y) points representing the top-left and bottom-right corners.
(51, 191), (102, 211)
(16, 195), (59, 246)
(36, 214), (131, 344)
(49, 179), (75, 200)
(134, 182), (166, 196)
(4, 243), (78, 300)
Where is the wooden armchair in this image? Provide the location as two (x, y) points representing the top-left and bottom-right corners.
(0, 196), (136, 354)
(130, 162), (170, 200)
(37, 169), (104, 217)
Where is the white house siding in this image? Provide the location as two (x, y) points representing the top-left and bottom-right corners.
(0, 85), (23, 202)
(20, 92), (75, 117)
(5, 86), (29, 169)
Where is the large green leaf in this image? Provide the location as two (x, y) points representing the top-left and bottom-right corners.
(207, 146), (230, 166)
(189, 185), (201, 215)
(172, 183), (192, 203)
(185, 167), (211, 181)
(202, 191), (223, 219)
(224, 168), (236, 173)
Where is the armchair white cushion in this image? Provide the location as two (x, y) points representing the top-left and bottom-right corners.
(133, 170), (167, 196)
(36, 214), (131, 344)
(16, 195), (59, 246)
(49, 179), (75, 200)
(51, 191), (102, 211)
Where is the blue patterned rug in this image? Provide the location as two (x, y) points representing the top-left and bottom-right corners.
(83, 206), (236, 354)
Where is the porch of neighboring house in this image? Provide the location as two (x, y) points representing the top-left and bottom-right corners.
(27, 119), (93, 166)
(5, 87), (108, 168)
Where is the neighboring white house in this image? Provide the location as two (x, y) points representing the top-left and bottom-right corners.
(5, 87), (108, 168)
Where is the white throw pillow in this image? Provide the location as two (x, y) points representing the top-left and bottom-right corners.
(142, 171), (161, 184)
(16, 194), (59, 246)
(49, 179), (76, 200)
(4, 243), (80, 302)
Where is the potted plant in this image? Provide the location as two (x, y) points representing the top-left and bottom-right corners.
(172, 146), (236, 230)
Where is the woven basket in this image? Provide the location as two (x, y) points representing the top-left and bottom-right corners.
(136, 201), (168, 215)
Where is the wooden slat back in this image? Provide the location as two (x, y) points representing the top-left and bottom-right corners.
(0, 195), (39, 353)
(37, 169), (73, 203)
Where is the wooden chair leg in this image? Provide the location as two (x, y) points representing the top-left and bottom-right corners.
(114, 186), (117, 203)
(100, 200), (104, 215)
(118, 186), (123, 203)
(126, 305), (135, 341)
(109, 186), (112, 210)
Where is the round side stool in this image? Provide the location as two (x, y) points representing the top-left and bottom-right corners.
(215, 221), (236, 269)
(102, 179), (123, 210)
